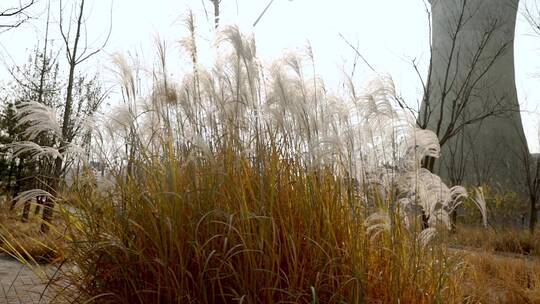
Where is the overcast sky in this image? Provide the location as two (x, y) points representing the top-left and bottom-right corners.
(1, 0), (539, 151)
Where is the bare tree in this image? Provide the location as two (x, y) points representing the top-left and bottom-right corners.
(21, 2), (57, 222)
(523, 0), (540, 35)
(40, 0), (111, 233)
(416, 0), (525, 191)
(201, 0), (221, 28)
(512, 124), (539, 232)
(419, 0), (511, 151)
(1, 0), (62, 222)
(0, 0), (36, 30)
(210, 0), (221, 28)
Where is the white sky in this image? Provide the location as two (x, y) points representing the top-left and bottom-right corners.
(1, 0), (539, 151)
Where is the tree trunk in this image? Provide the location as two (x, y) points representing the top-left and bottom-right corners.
(9, 197), (17, 211)
(421, 212), (429, 230)
(21, 200), (31, 222)
(34, 196), (42, 215)
(6, 159), (15, 197)
(530, 195), (537, 233)
(9, 160), (23, 211)
(41, 156), (63, 233)
(40, 197), (55, 233)
(420, 156), (436, 229)
(41, 0), (85, 233)
(212, 0), (219, 28)
(450, 208), (458, 233)
(423, 156), (435, 172)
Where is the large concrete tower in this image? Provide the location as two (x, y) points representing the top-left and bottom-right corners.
(421, 0), (527, 191)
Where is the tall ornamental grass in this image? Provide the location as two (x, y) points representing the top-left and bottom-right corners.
(10, 16), (471, 303)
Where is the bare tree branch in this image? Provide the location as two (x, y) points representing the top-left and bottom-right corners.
(0, 0), (36, 30)
(253, 0), (275, 27)
(338, 33), (376, 73)
(523, 0), (540, 36)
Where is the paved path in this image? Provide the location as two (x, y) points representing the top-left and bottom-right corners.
(0, 253), (57, 304)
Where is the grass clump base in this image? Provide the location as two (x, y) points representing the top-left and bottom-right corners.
(0, 199), (65, 264)
(59, 148), (463, 304)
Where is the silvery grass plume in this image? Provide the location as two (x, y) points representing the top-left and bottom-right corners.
(7, 141), (61, 160)
(446, 186), (468, 212)
(353, 75), (413, 173)
(365, 167), (397, 204)
(63, 142), (86, 159)
(217, 26), (260, 108)
(393, 128), (471, 230)
(415, 169), (446, 218)
(365, 211), (391, 240)
(398, 129), (440, 172)
(12, 189), (55, 208)
(109, 53), (148, 141)
(218, 26), (257, 65)
(15, 101), (62, 140)
(418, 170), (466, 219)
(428, 209), (451, 229)
(396, 198), (412, 228)
(472, 187), (488, 227)
(179, 10), (198, 68)
(111, 53), (138, 106)
(92, 110), (134, 171)
(418, 227), (437, 248)
(108, 103), (136, 136)
(86, 112), (124, 159)
(358, 73), (398, 122)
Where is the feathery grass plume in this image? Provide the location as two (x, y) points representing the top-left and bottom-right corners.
(396, 198), (412, 228)
(419, 169), (448, 213)
(428, 209), (451, 229)
(418, 227), (438, 247)
(108, 103), (135, 133)
(108, 56), (141, 137)
(7, 141), (62, 160)
(85, 112), (127, 174)
(15, 101), (61, 140)
(359, 73), (398, 122)
(218, 25), (257, 64)
(398, 128), (440, 171)
(12, 189), (55, 209)
(353, 74), (413, 175)
(218, 26), (260, 105)
(71, 111), (97, 137)
(63, 142), (86, 159)
(472, 186), (488, 227)
(365, 211), (391, 239)
(405, 168), (464, 229)
(186, 134), (213, 161)
(111, 53), (138, 105)
(411, 129), (440, 159)
(179, 10), (200, 79)
(391, 127), (470, 230)
(447, 185), (468, 212)
(365, 167), (397, 205)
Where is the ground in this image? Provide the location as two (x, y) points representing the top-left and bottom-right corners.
(0, 253), (56, 304)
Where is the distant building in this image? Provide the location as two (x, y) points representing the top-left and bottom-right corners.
(89, 160), (106, 175)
